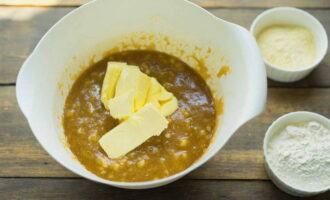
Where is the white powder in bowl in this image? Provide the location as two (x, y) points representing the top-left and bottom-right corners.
(267, 121), (330, 191)
(257, 25), (316, 69)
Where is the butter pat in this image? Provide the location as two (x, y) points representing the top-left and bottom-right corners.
(115, 67), (150, 111)
(108, 90), (135, 119)
(147, 78), (178, 116)
(99, 103), (168, 159)
(160, 97), (178, 116)
(101, 62), (125, 109)
(146, 78), (163, 109)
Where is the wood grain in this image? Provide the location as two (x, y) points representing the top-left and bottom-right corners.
(193, 0), (330, 8)
(0, 7), (72, 84)
(2, 86), (330, 179)
(0, 7), (329, 85)
(1, 178), (330, 200)
(0, 0), (329, 8)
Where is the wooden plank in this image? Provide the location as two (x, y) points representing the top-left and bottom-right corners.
(1, 86), (330, 179)
(0, 7), (73, 84)
(1, 178), (330, 199)
(0, 0), (89, 7)
(0, 0), (329, 8)
(0, 7), (329, 86)
(193, 0), (330, 8)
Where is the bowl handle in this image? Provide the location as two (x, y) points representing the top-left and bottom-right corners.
(234, 24), (267, 127)
(16, 57), (35, 120)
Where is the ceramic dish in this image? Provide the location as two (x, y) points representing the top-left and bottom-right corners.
(16, 0), (267, 189)
(250, 7), (328, 82)
(264, 111), (330, 197)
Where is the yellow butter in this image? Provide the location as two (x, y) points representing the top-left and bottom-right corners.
(115, 67), (151, 112)
(115, 67), (140, 97)
(133, 73), (150, 110)
(108, 90), (135, 119)
(100, 62), (125, 109)
(148, 78), (163, 97)
(160, 97), (178, 116)
(101, 62), (178, 119)
(146, 78), (178, 116)
(99, 103), (169, 159)
(146, 78), (162, 109)
(99, 62), (179, 159)
(158, 89), (173, 101)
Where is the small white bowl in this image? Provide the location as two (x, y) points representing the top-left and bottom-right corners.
(251, 7), (328, 82)
(263, 111), (330, 197)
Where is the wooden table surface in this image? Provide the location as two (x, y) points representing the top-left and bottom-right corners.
(0, 0), (329, 199)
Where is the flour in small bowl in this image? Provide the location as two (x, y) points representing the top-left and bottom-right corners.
(267, 121), (330, 191)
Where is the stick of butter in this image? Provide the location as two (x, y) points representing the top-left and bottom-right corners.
(99, 103), (169, 159)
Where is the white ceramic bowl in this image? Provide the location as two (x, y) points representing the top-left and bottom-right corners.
(264, 111), (330, 197)
(251, 7), (328, 82)
(16, 0), (267, 189)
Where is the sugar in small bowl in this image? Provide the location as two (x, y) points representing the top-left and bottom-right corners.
(251, 7), (328, 82)
(264, 111), (330, 197)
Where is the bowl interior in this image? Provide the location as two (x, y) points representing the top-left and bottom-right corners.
(17, 0), (266, 188)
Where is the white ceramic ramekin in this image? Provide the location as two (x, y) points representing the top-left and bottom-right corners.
(264, 111), (330, 197)
(16, 0), (267, 189)
(250, 7), (328, 82)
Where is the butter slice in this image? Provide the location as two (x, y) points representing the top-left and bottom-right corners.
(146, 78), (162, 109)
(148, 78), (163, 97)
(160, 97), (178, 116)
(108, 90), (135, 119)
(115, 67), (150, 111)
(101, 62), (125, 109)
(99, 103), (168, 159)
(146, 78), (178, 116)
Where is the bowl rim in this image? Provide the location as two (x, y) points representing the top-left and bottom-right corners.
(263, 111), (330, 194)
(250, 7), (329, 73)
